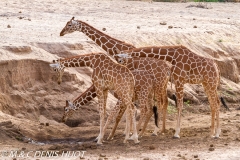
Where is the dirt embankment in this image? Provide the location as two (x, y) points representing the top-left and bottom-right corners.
(0, 1), (240, 159)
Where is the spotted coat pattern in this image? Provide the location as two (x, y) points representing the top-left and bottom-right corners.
(120, 45), (221, 138)
(50, 53), (139, 144)
(60, 17), (171, 138)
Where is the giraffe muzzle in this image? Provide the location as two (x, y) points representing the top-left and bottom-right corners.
(60, 30), (65, 36)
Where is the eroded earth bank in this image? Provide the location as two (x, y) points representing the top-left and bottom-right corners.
(0, 0), (240, 159)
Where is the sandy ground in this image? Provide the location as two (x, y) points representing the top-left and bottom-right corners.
(0, 0), (240, 160)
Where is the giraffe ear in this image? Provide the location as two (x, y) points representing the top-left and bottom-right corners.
(114, 48), (121, 54)
(49, 63), (60, 68)
(71, 17), (75, 20)
(116, 53), (131, 59)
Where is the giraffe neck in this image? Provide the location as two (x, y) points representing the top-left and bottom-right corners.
(77, 20), (135, 56)
(59, 53), (97, 68)
(73, 85), (96, 109)
(127, 46), (188, 64)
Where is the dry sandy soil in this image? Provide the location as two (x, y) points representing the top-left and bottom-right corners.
(0, 0), (240, 160)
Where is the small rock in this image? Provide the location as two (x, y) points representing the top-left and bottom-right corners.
(102, 28), (106, 31)
(194, 155), (198, 158)
(236, 114), (240, 116)
(160, 22), (167, 25)
(45, 123), (49, 126)
(193, 25), (197, 28)
(193, 18), (196, 20)
(137, 26), (140, 29)
(222, 130), (228, 133)
(90, 144), (97, 149)
(28, 18), (31, 21)
(19, 11), (22, 13)
(13, 158), (17, 160)
(227, 18), (230, 19)
(236, 138), (240, 141)
(210, 144), (214, 147)
(209, 147), (215, 151)
(7, 25), (11, 28)
(98, 158), (103, 160)
(143, 158), (150, 160)
(48, 145), (61, 150)
(228, 120), (231, 122)
(100, 154), (106, 157)
(177, 154), (181, 157)
(168, 25), (173, 29)
(22, 147), (26, 151)
(18, 16), (24, 19)
(40, 123), (44, 125)
(149, 145), (155, 150)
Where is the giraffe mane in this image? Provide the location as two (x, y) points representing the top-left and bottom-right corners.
(123, 45), (188, 52)
(58, 53), (100, 61)
(77, 20), (135, 48)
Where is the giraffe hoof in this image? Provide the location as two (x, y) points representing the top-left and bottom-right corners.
(134, 140), (140, 144)
(172, 136), (180, 139)
(123, 139), (129, 143)
(97, 143), (103, 146)
(107, 137), (113, 141)
(151, 133), (158, 136)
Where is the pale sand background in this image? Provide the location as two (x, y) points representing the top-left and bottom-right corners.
(0, 0), (240, 160)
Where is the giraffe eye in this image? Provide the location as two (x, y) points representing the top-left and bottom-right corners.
(68, 24), (71, 27)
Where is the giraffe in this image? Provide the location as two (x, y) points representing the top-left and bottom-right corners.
(117, 45), (223, 138)
(62, 57), (171, 140)
(59, 17), (171, 137)
(59, 16), (135, 116)
(111, 56), (170, 138)
(50, 53), (139, 144)
(62, 70), (155, 139)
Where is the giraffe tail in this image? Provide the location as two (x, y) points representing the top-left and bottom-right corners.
(152, 105), (158, 127)
(220, 97), (230, 111)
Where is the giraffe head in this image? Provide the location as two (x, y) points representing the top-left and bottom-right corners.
(49, 60), (65, 84)
(113, 50), (132, 65)
(62, 100), (77, 122)
(60, 17), (81, 36)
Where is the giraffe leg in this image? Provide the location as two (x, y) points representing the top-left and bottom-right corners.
(128, 103), (139, 143)
(107, 101), (126, 140)
(136, 95), (148, 133)
(137, 88), (153, 136)
(173, 84), (184, 139)
(152, 93), (163, 136)
(204, 85), (221, 138)
(123, 106), (131, 143)
(101, 100), (121, 141)
(161, 90), (168, 134)
(96, 90), (108, 145)
(139, 108), (153, 136)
